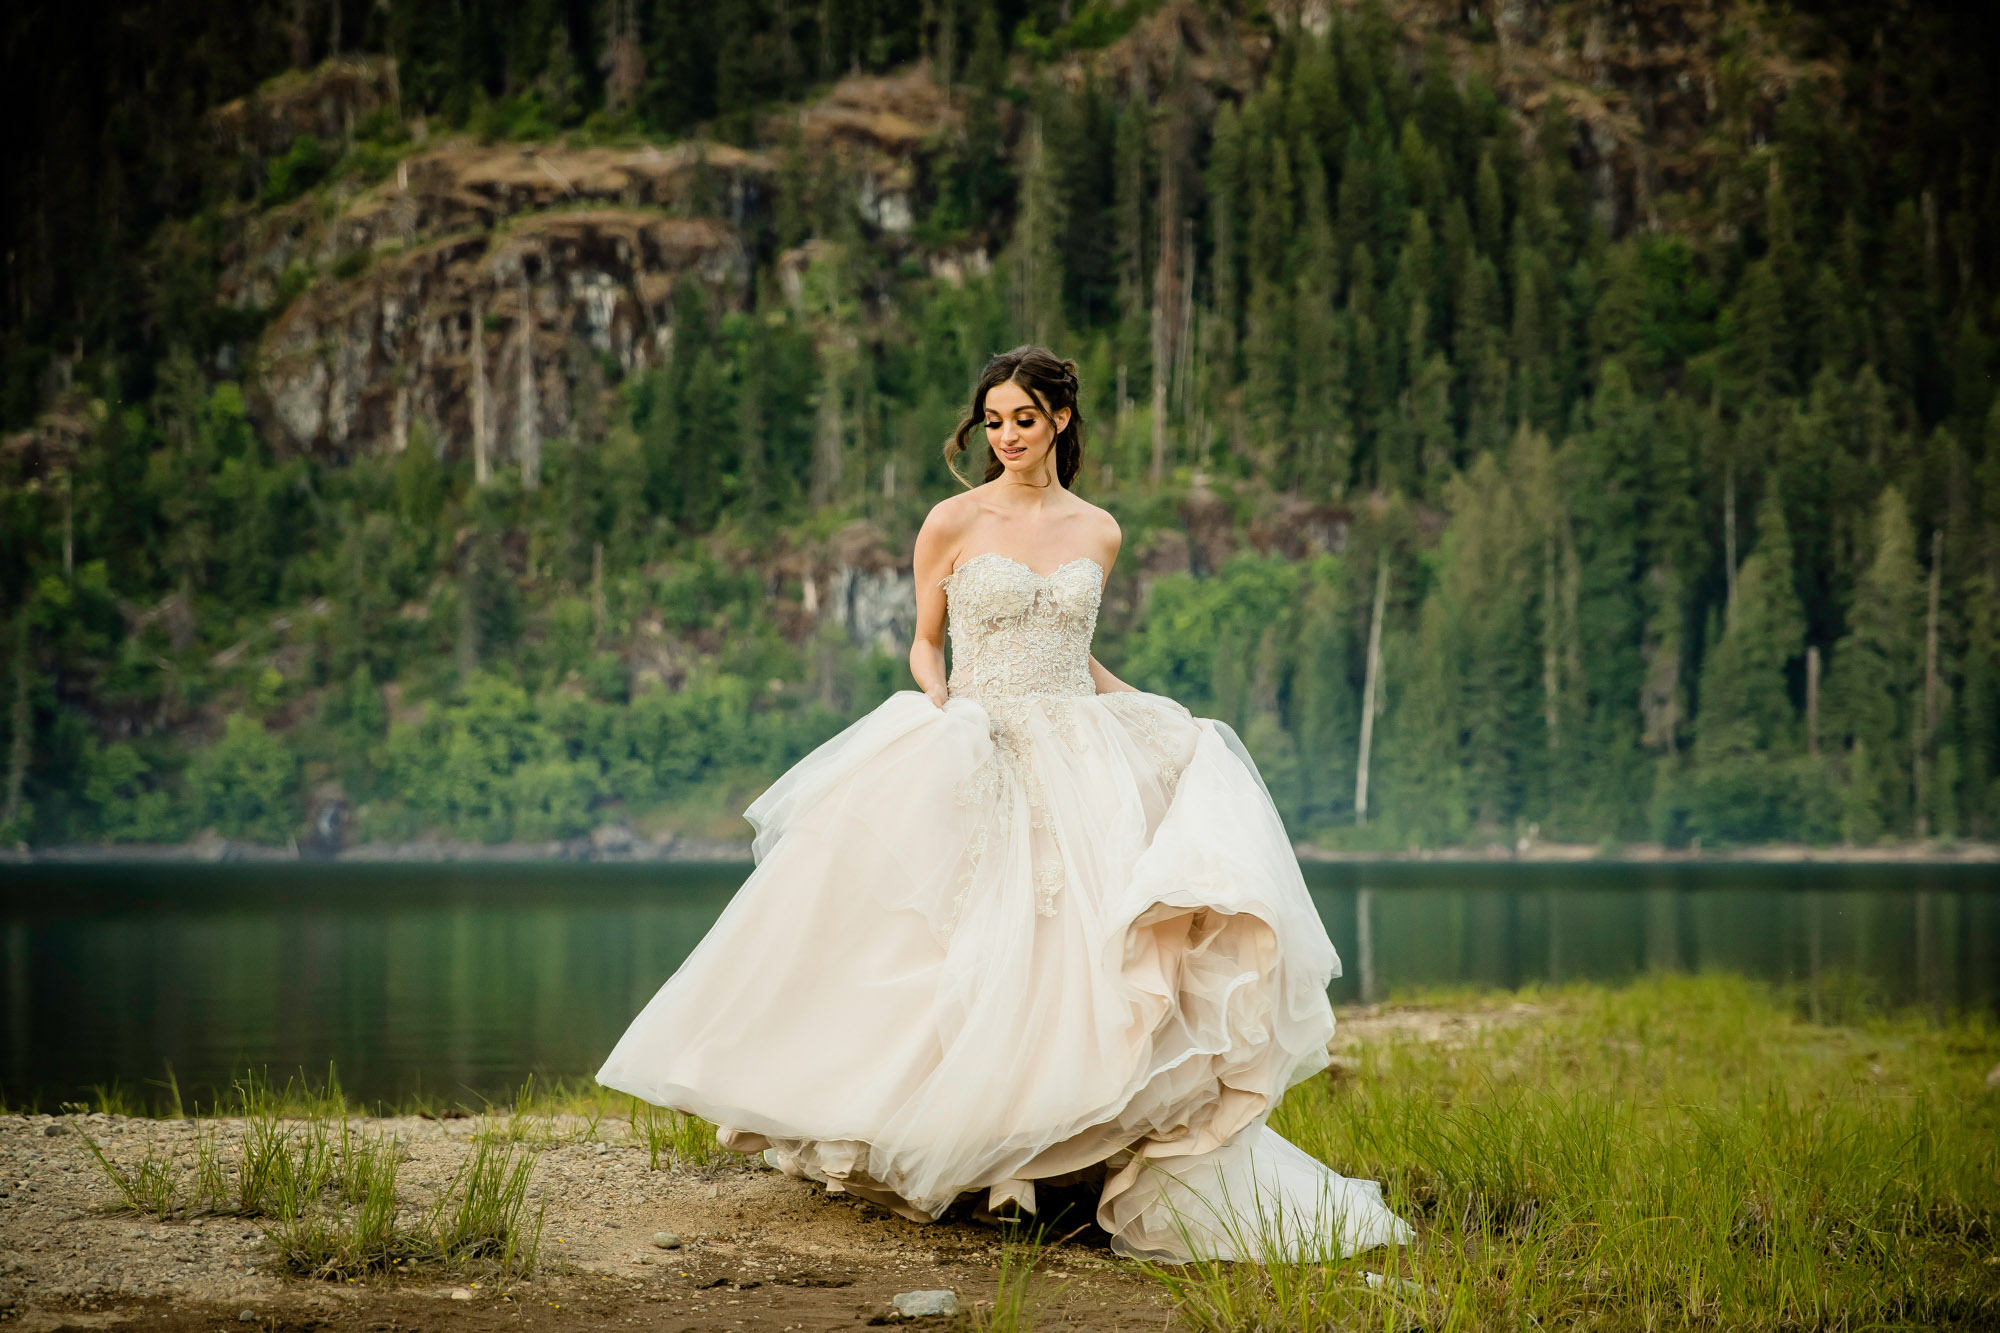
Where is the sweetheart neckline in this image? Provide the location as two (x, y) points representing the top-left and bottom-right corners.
(942, 551), (1106, 585)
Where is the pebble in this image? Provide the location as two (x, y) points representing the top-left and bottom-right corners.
(237, 1311), (255, 1323)
(651, 1232), (682, 1249)
(450, 1287), (474, 1301)
(1363, 1271), (1432, 1296)
(890, 1289), (958, 1318)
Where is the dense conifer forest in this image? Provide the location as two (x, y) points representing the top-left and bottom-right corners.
(1, 0), (1997, 852)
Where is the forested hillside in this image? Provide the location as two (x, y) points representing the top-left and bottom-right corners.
(2, 0), (1997, 853)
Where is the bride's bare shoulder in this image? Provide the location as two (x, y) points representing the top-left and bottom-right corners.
(914, 492), (978, 568)
(920, 490), (981, 538)
(1068, 495), (1122, 555)
(931, 488), (981, 516)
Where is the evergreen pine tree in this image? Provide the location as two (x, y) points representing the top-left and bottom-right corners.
(1473, 147), (1504, 259)
(1289, 144), (1347, 494)
(1696, 490), (1806, 763)
(1828, 488), (1925, 840)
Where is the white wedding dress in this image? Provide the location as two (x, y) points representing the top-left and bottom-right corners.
(597, 552), (1412, 1261)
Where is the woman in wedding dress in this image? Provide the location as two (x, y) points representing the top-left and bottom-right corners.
(597, 346), (1411, 1263)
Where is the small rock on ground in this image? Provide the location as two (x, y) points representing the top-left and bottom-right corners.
(890, 1289), (958, 1317)
(651, 1231), (682, 1248)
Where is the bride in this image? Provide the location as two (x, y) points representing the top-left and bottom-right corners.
(597, 345), (1411, 1262)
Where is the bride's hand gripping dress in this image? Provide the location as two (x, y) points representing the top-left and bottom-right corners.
(597, 550), (1413, 1262)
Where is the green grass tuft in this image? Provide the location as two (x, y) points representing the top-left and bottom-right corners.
(75, 1130), (184, 1219)
(631, 1099), (730, 1169)
(970, 1222), (1062, 1332)
(265, 1128), (413, 1279)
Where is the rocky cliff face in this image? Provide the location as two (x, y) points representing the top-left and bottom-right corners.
(255, 205), (751, 468)
(225, 63), (955, 472)
(235, 140), (768, 466)
(816, 522), (917, 657)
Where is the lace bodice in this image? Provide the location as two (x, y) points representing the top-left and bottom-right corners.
(938, 552), (1103, 702)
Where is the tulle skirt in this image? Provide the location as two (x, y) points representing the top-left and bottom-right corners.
(596, 688), (1411, 1261)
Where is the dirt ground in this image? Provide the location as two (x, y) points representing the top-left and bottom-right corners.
(0, 1003), (1458, 1332)
(0, 1111), (1177, 1333)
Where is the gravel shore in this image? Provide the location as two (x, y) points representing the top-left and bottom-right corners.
(0, 1111), (1169, 1332)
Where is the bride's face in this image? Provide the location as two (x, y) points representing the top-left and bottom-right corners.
(983, 379), (1071, 476)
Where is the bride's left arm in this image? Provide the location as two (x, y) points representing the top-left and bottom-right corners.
(1087, 512), (1140, 695)
(1088, 654), (1140, 695)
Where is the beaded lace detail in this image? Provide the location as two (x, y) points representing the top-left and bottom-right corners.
(937, 553), (1103, 703)
(938, 552), (1105, 932)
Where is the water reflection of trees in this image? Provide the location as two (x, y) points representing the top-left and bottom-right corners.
(5, 866), (1994, 1110)
(1314, 868), (1998, 1015)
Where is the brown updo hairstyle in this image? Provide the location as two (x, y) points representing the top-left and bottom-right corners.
(943, 345), (1087, 489)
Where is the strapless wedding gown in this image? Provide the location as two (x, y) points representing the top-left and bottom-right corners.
(597, 552), (1411, 1261)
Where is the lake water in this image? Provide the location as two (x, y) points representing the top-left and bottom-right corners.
(4, 861), (1995, 1111)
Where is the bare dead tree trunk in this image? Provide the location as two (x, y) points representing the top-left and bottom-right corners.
(1543, 531), (1561, 754)
(517, 275), (540, 491)
(1355, 556), (1389, 826)
(1558, 514), (1583, 805)
(470, 298), (491, 486)
(1723, 460), (1738, 617)
(1175, 215), (1196, 464)
(591, 541), (606, 643)
(1149, 143), (1178, 486)
(1925, 529), (1943, 738)
(1918, 528), (1942, 835)
(458, 548), (480, 684)
(1185, 308), (1207, 480)
(811, 372), (844, 508)
(1805, 644), (1821, 757)
(1148, 335), (1168, 483)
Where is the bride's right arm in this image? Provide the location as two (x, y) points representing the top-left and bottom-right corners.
(909, 500), (964, 708)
